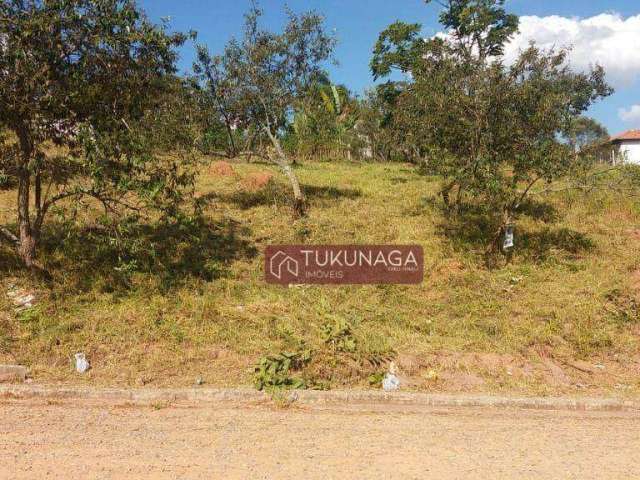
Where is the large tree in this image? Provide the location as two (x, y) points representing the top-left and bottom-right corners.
(0, 0), (194, 269)
(194, 3), (336, 216)
(372, 0), (612, 252)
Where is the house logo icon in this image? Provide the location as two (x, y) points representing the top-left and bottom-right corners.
(269, 251), (299, 280)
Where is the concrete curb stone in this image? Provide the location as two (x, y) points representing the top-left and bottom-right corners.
(1, 384), (638, 412)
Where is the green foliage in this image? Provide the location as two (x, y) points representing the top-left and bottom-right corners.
(566, 117), (609, 151)
(426, 0), (519, 58)
(367, 371), (385, 387)
(351, 87), (405, 162)
(193, 5), (336, 153)
(371, 21), (423, 80)
(0, 170), (13, 190)
(194, 2), (336, 215)
(564, 116), (613, 166)
(373, 0), (613, 251)
(253, 315), (386, 391)
(372, 0), (518, 78)
(0, 132), (15, 189)
(192, 46), (248, 158)
(320, 317), (357, 353)
(0, 0), (195, 266)
(254, 350), (311, 391)
(621, 164), (640, 186)
(288, 82), (361, 159)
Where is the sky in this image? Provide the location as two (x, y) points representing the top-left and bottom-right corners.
(139, 0), (640, 135)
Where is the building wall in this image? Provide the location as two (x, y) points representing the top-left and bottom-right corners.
(618, 140), (640, 165)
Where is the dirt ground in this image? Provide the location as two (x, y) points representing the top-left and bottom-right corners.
(1, 398), (639, 479)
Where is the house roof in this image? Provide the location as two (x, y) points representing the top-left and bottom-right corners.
(610, 130), (640, 142)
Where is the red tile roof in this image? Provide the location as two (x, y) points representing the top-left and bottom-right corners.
(610, 130), (640, 142)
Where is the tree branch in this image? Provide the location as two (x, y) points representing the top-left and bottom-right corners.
(513, 176), (542, 210)
(0, 226), (19, 246)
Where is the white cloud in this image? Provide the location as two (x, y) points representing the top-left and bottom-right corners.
(503, 14), (640, 87)
(619, 105), (640, 124)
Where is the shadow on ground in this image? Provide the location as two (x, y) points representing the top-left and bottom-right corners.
(518, 227), (595, 261)
(1, 216), (257, 292)
(206, 182), (362, 210)
(516, 198), (561, 223)
(438, 201), (594, 266)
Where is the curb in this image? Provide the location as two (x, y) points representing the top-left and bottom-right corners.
(1, 384), (639, 412)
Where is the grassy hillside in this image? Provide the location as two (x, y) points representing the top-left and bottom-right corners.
(1, 159), (639, 395)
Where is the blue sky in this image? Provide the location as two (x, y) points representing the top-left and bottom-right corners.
(139, 0), (640, 135)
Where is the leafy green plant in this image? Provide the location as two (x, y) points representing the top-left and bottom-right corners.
(289, 82), (361, 160)
(254, 350), (311, 391)
(320, 317), (357, 353)
(367, 371), (385, 387)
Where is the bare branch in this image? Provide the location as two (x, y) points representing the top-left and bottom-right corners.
(513, 176), (542, 210)
(0, 226), (19, 245)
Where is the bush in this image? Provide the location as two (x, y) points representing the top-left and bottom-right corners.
(254, 350), (311, 391)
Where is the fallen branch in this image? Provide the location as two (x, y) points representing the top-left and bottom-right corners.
(0, 226), (19, 245)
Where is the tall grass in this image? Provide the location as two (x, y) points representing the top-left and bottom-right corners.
(0, 159), (639, 394)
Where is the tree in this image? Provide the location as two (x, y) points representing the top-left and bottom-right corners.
(426, 0), (518, 60)
(0, 0), (194, 269)
(373, 0), (612, 253)
(289, 81), (359, 159)
(566, 116), (609, 153)
(192, 48), (247, 158)
(194, 3), (336, 216)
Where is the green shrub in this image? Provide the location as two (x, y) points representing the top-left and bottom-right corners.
(254, 350), (311, 391)
(320, 317), (357, 353)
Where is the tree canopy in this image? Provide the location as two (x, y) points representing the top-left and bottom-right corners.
(0, 0), (195, 268)
(194, 3), (336, 216)
(372, 0), (613, 254)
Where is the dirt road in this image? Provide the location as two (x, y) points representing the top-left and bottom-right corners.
(1, 397), (638, 479)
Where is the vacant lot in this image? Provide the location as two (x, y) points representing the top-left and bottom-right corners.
(1, 160), (639, 394)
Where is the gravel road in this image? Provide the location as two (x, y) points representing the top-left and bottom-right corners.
(1, 398), (638, 479)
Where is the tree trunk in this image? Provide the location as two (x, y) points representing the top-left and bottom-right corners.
(15, 128), (38, 268)
(486, 209), (515, 256)
(441, 181), (456, 212)
(223, 118), (237, 158)
(17, 169), (36, 267)
(279, 162), (306, 217)
(265, 128), (307, 217)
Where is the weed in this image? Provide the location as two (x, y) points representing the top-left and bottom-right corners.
(320, 317), (357, 353)
(254, 350), (311, 391)
(0, 170), (14, 190)
(604, 289), (640, 326)
(150, 400), (171, 410)
(368, 372), (384, 387)
(270, 390), (299, 409)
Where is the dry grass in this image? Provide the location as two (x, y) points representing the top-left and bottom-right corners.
(1, 159), (639, 395)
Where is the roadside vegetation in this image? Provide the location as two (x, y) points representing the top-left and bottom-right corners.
(1, 0), (639, 395)
(2, 160), (640, 394)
